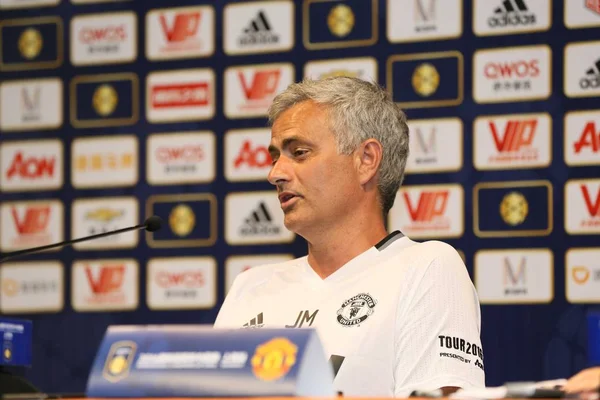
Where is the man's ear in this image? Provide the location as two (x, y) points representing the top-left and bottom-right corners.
(355, 139), (383, 186)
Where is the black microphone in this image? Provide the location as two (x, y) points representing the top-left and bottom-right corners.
(0, 215), (163, 262)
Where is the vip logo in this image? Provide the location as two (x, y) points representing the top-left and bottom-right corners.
(389, 184), (463, 238)
(225, 64), (293, 118)
(580, 58), (600, 90)
(240, 70), (280, 103)
(587, 0), (600, 14)
(565, 180), (600, 234)
(160, 12), (201, 46)
(491, 119), (536, 152)
(146, 6), (214, 60)
(414, 0), (437, 32)
(503, 256), (528, 295)
(285, 310), (319, 328)
(73, 260), (137, 311)
(581, 184), (600, 218)
(574, 121), (600, 153)
(404, 191), (449, 223)
(12, 206), (50, 235)
(85, 264), (125, 294)
(488, 0), (536, 27)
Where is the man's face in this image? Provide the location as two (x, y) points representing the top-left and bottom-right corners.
(268, 100), (361, 236)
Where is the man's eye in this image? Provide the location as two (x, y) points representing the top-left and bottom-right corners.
(293, 149), (308, 157)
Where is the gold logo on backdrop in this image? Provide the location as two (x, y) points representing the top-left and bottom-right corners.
(3, 348), (12, 361)
(412, 63), (440, 97)
(85, 208), (124, 223)
(251, 337), (298, 381)
(169, 204), (196, 237)
(500, 191), (529, 226)
(327, 4), (355, 37)
(572, 266), (590, 285)
(93, 84), (119, 117)
(320, 69), (361, 79)
(2, 279), (19, 297)
(18, 28), (43, 60)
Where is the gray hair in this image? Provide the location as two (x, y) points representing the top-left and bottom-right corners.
(267, 76), (410, 220)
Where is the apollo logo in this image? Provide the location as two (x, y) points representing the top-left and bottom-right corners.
(488, 0), (536, 27)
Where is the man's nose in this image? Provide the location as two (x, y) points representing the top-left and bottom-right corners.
(267, 156), (290, 186)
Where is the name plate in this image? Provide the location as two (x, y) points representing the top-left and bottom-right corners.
(0, 317), (32, 367)
(86, 325), (335, 397)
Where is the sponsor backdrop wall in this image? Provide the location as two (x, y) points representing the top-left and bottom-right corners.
(0, 0), (599, 393)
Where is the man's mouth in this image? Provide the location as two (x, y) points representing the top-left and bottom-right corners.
(278, 192), (299, 208)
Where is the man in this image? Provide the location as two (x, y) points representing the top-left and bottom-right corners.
(214, 77), (485, 397)
(564, 367), (600, 399)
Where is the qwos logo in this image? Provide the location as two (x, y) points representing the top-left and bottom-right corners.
(225, 129), (273, 182)
(564, 110), (600, 166)
(147, 132), (215, 185)
(146, 69), (215, 122)
(146, 6), (215, 60)
(474, 45), (551, 103)
(388, 184), (464, 239)
(71, 12), (137, 65)
(473, 113), (551, 170)
(0, 140), (63, 192)
(224, 63), (294, 118)
(146, 257), (216, 310)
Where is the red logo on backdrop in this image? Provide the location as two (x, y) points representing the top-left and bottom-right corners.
(79, 25), (127, 43)
(574, 122), (600, 153)
(404, 191), (449, 223)
(160, 12), (202, 50)
(6, 152), (56, 180)
(156, 145), (205, 163)
(11, 206), (50, 235)
(234, 141), (271, 168)
(484, 60), (540, 79)
(156, 271), (204, 288)
(581, 184), (600, 218)
(487, 119), (539, 162)
(586, 0), (600, 14)
(84, 264), (126, 304)
(238, 70), (281, 110)
(85, 265), (125, 294)
(151, 83), (209, 108)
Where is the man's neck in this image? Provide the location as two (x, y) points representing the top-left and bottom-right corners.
(305, 222), (388, 280)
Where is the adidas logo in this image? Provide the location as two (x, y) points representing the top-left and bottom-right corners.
(239, 201), (281, 236)
(488, 0), (536, 27)
(243, 312), (264, 328)
(579, 58), (600, 90)
(239, 11), (279, 46)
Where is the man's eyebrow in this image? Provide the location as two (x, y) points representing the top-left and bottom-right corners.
(268, 136), (306, 155)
